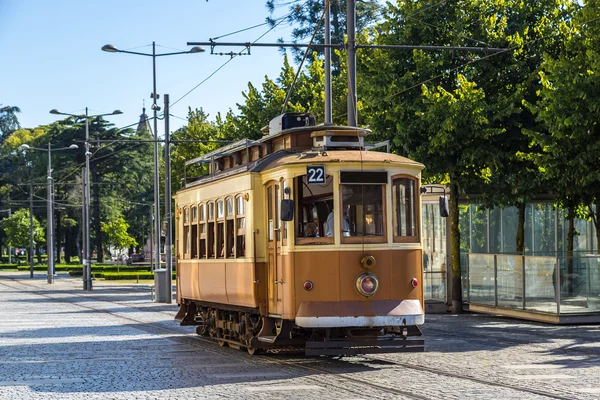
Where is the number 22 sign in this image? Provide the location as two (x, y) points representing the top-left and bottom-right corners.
(306, 166), (325, 184)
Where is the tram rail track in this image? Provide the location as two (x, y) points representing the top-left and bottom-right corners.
(0, 278), (589, 400)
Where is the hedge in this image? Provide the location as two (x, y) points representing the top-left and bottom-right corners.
(102, 271), (176, 280)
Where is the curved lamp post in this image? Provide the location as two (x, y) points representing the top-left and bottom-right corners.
(102, 42), (204, 303)
(21, 143), (78, 284)
(49, 108), (122, 290)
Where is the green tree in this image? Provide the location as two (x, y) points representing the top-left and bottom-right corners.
(359, 0), (576, 310)
(0, 209), (44, 262)
(533, 0), (600, 255)
(0, 105), (21, 143)
(101, 216), (137, 257)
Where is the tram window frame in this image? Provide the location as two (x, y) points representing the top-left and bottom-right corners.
(216, 199), (225, 258)
(183, 206), (191, 258)
(235, 194), (246, 258)
(207, 201), (215, 258)
(225, 196), (235, 258)
(275, 183), (281, 241)
(199, 203), (207, 259)
(392, 175), (420, 243)
(190, 205), (198, 258)
(340, 183), (387, 244)
(295, 174), (334, 245)
(281, 181), (288, 244)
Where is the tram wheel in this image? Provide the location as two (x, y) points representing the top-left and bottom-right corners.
(218, 340), (228, 347)
(246, 347), (260, 355)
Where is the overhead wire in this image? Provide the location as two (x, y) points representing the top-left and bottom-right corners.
(170, 0), (309, 110)
(281, 0), (331, 113)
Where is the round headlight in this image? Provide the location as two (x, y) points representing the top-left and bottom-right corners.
(355, 272), (379, 297)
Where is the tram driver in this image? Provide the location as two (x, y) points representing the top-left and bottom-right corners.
(325, 205), (351, 237)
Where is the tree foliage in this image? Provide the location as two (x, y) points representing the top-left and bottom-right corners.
(101, 216), (138, 255)
(0, 208), (44, 250)
(0, 104), (21, 144)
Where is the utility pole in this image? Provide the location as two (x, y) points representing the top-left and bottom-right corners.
(29, 179), (34, 278)
(164, 93), (173, 303)
(84, 109), (92, 289)
(82, 167), (87, 287)
(46, 143), (54, 283)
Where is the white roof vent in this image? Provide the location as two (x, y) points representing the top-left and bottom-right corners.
(312, 129), (367, 150)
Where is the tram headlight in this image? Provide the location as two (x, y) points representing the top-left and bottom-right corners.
(355, 272), (379, 297)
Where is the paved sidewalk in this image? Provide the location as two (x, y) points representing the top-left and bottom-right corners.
(0, 272), (599, 399)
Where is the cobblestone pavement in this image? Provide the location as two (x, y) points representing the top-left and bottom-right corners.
(0, 272), (599, 400)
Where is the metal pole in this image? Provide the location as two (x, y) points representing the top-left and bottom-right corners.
(82, 167), (87, 287)
(324, 0), (332, 125)
(47, 143), (54, 283)
(84, 107), (92, 290)
(346, 0), (357, 127)
(152, 41), (162, 271)
(164, 93), (173, 303)
(7, 208), (11, 265)
(29, 178), (34, 278)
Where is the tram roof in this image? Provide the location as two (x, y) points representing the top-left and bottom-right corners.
(184, 124), (371, 167)
(261, 149), (424, 171)
(181, 149), (423, 190)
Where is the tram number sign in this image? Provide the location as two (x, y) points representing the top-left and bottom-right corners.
(307, 166), (325, 184)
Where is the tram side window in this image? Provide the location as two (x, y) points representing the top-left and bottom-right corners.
(226, 197), (234, 258)
(392, 177), (418, 241)
(199, 204), (207, 258)
(183, 207), (190, 258)
(341, 184), (386, 241)
(236, 195), (246, 257)
(295, 174), (333, 243)
(191, 206), (198, 258)
(217, 199), (225, 258)
(208, 201), (215, 258)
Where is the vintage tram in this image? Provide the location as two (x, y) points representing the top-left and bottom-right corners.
(174, 113), (425, 355)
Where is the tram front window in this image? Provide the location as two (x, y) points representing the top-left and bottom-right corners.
(295, 174), (333, 244)
(341, 184), (386, 242)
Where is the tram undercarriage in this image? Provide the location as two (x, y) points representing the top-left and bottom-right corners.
(175, 300), (424, 356)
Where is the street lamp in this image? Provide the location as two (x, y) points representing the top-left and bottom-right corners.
(102, 42), (204, 300)
(21, 143), (78, 284)
(49, 108), (122, 291)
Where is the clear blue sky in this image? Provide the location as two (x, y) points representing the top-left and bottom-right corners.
(0, 0), (296, 136)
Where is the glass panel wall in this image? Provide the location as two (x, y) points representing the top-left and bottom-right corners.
(468, 254), (495, 305)
(496, 254), (523, 308)
(422, 202), (447, 301)
(467, 253), (600, 315)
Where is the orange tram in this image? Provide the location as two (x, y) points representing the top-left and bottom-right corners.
(174, 113), (426, 356)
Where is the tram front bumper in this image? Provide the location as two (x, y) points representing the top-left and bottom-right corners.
(295, 299), (424, 328)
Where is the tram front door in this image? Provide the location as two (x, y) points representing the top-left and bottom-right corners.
(266, 182), (283, 316)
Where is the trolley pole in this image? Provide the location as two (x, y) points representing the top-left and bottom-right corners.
(324, 0), (332, 125)
(346, 0), (357, 127)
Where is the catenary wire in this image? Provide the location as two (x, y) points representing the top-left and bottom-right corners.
(170, 1), (308, 109)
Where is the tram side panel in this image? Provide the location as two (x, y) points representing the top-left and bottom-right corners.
(175, 174), (268, 311)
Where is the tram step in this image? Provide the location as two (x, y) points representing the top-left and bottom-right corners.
(257, 335), (278, 343)
(305, 338), (424, 356)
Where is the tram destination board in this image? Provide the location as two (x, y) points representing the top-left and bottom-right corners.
(307, 165), (325, 184)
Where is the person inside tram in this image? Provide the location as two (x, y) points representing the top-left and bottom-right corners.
(305, 222), (319, 237)
(325, 206), (351, 237)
